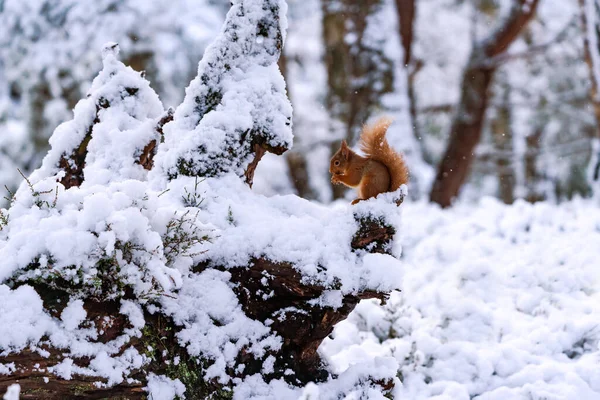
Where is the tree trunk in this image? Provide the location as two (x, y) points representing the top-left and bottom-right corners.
(279, 46), (317, 199)
(321, 0), (394, 199)
(394, 0), (420, 142)
(430, 0), (540, 207)
(491, 83), (515, 204)
(525, 128), (545, 202)
(395, 0), (415, 67)
(578, 0), (600, 192)
(286, 151), (317, 199)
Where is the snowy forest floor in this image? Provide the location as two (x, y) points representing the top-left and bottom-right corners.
(321, 198), (600, 399)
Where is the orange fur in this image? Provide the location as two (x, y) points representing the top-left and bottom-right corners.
(358, 117), (409, 192)
(329, 117), (409, 204)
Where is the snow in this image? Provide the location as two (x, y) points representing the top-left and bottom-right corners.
(1, 0), (598, 398)
(321, 197), (600, 399)
(2, 384), (19, 400)
(0, 3), (404, 395)
(228, 356), (401, 400)
(158, 176), (404, 294)
(0, 363), (16, 376)
(145, 373), (186, 400)
(159, 267), (280, 383)
(0, 285), (51, 352)
(299, 357), (401, 400)
(0, 0), (223, 109)
(0, 0), (226, 208)
(0, 154), (404, 396)
(61, 299), (88, 331)
(153, 0), (293, 182)
(28, 42), (164, 187)
(0, 171), (404, 396)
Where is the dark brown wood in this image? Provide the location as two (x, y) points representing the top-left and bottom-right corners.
(429, 64), (494, 207)
(430, 0), (540, 207)
(395, 0), (416, 67)
(482, 1), (540, 58)
(58, 106), (99, 189)
(244, 139), (288, 187)
(138, 139), (157, 171)
(0, 297), (145, 399)
(226, 214), (395, 384)
(138, 108), (174, 171)
(395, 0), (422, 152)
(352, 217), (396, 252)
(245, 142), (267, 187)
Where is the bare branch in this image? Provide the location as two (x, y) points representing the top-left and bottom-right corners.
(483, 14), (578, 67)
(482, 0), (541, 58)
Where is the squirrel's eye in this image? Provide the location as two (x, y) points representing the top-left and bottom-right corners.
(334, 161), (340, 166)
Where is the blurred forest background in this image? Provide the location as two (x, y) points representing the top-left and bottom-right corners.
(1, 0), (599, 207)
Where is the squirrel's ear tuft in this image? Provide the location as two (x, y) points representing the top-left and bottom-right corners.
(341, 140), (349, 157)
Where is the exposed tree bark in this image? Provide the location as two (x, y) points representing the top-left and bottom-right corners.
(57, 105), (99, 189)
(396, 0), (415, 67)
(138, 108), (174, 171)
(578, 0), (600, 190)
(490, 81), (515, 204)
(430, 0), (540, 207)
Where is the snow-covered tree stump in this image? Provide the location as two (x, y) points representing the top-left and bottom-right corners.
(0, 0), (404, 398)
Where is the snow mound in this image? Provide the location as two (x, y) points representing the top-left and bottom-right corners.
(28, 42), (164, 187)
(162, 175), (404, 295)
(154, 0), (293, 182)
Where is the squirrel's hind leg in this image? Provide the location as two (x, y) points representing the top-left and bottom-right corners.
(358, 168), (390, 201)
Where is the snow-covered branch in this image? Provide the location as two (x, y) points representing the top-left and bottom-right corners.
(154, 0), (293, 186)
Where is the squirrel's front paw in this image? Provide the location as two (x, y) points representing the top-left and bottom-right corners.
(351, 199), (361, 205)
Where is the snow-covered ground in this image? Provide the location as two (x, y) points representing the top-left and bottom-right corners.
(322, 197), (600, 399)
(3, 180), (600, 398)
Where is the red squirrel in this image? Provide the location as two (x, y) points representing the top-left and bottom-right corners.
(330, 117), (409, 205)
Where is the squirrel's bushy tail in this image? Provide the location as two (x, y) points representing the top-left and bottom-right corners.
(359, 117), (409, 191)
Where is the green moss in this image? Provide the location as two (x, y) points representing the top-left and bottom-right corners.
(71, 383), (96, 396)
(193, 88), (223, 120)
(21, 386), (52, 396)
